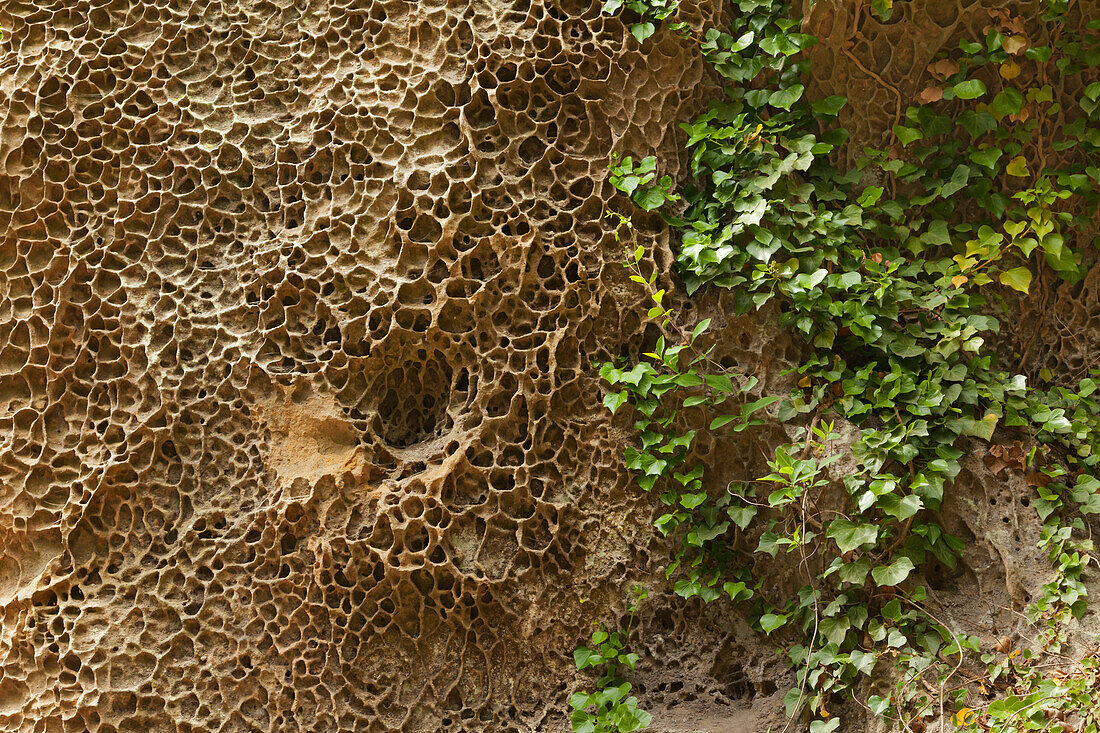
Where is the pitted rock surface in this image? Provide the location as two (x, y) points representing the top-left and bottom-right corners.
(2, 0), (1100, 732)
(0, 0), (722, 730)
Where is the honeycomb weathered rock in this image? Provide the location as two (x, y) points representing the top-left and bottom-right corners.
(0, 0), (725, 730)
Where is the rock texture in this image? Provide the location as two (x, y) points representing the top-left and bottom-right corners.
(1, 0), (1098, 731)
(0, 0), (725, 730)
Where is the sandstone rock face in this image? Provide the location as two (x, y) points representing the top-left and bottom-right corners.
(0, 0), (722, 730)
(2, 0), (1099, 731)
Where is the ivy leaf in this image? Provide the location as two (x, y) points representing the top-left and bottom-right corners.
(878, 493), (923, 521)
(679, 491), (707, 509)
(1002, 34), (1028, 55)
(603, 391), (629, 415)
(947, 413), (999, 440)
(810, 720), (840, 733)
(999, 60), (1021, 80)
(871, 557), (916, 587)
(631, 22), (656, 43)
(858, 186), (885, 207)
(959, 110), (998, 138)
(917, 86), (943, 103)
(991, 88), (1024, 116)
(1006, 155), (1030, 177)
(969, 147), (1003, 169)
(850, 650), (877, 675)
(757, 532), (782, 557)
(838, 557), (871, 585)
(892, 125), (923, 146)
(784, 688), (805, 718)
(633, 186), (666, 211)
(1025, 45), (1052, 62)
(828, 520), (879, 553)
(574, 646), (602, 670)
(759, 613), (788, 634)
(868, 695), (890, 716)
(727, 504), (758, 530)
(770, 84), (805, 111)
(741, 395), (781, 417)
(723, 580), (753, 602)
(811, 95), (847, 116)
(999, 266), (1032, 293)
(953, 79), (987, 100)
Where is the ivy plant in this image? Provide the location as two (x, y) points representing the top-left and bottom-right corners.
(584, 0), (1100, 728)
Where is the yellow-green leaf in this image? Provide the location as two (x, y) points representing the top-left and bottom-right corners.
(953, 79), (987, 100)
(1006, 155), (1030, 177)
(999, 267), (1032, 293)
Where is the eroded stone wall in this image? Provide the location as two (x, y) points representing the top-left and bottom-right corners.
(0, 0), (726, 730)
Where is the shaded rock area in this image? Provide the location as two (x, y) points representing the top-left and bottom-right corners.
(0, 0), (1097, 731)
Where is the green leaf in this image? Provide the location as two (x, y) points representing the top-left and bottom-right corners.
(850, 649), (877, 675)
(709, 415), (738, 430)
(871, 0), (893, 19)
(742, 395), (781, 416)
(811, 95), (847, 116)
(828, 520), (879, 553)
(723, 580), (753, 602)
(867, 695), (890, 716)
(603, 391), (629, 414)
(810, 719), (840, 733)
(1025, 45), (1052, 62)
(838, 557), (871, 585)
(759, 613), (788, 633)
(757, 532), (781, 557)
(953, 79), (987, 99)
(633, 186), (666, 211)
(574, 646), (602, 670)
(991, 88), (1024, 116)
(770, 84), (805, 111)
(784, 688), (805, 718)
(892, 125), (923, 147)
(878, 493), (923, 521)
(871, 556), (916, 587)
(631, 22), (656, 43)
(704, 374), (736, 393)
(727, 504), (758, 530)
(679, 491), (707, 509)
(858, 186), (884, 207)
(947, 413), (999, 440)
(999, 266), (1032, 293)
(691, 319), (711, 341)
(969, 147), (1003, 169)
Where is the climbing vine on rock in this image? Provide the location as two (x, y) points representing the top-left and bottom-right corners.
(576, 0), (1100, 730)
